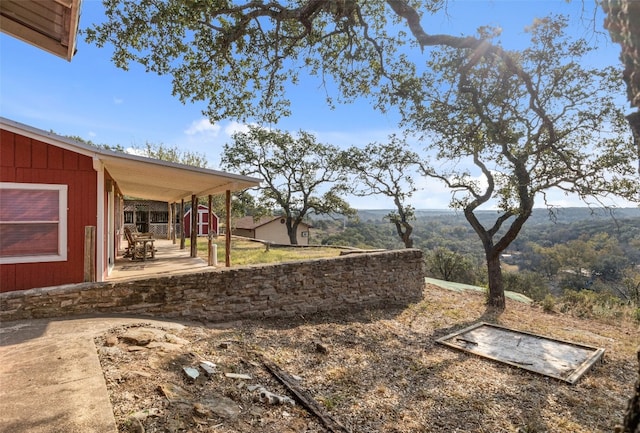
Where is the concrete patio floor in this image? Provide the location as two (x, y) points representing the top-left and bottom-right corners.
(108, 239), (217, 281)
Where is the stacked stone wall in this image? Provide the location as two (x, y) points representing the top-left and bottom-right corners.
(0, 249), (424, 323)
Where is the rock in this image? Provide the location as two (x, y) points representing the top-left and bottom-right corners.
(164, 333), (189, 345)
(183, 366), (200, 381)
(159, 383), (191, 403)
(105, 335), (118, 346)
(130, 407), (161, 421)
(121, 328), (165, 346)
(197, 395), (241, 419)
(127, 345), (147, 352)
(225, 373), (252, 380)
(147, 341), (183, 352)
(199, 361), (217, 375)
(248, 385), (295, 406)
(314, 341), (328, 354)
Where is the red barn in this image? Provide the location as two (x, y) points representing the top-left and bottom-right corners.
(0, 118), (260, 292)
(183, 204), (219, 236)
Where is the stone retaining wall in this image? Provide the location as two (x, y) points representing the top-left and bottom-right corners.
(0, 249), (425, 323)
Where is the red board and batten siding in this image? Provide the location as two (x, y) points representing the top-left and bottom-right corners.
(0, 129), (97, 292)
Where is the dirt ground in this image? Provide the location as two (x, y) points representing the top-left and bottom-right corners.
(96, 284), (638, 433)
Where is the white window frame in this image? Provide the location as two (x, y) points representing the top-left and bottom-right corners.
(0, 182), (68, 264)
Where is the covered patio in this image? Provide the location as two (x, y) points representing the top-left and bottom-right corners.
(109, 239), (212, 282)
(97, 144), (261, 281)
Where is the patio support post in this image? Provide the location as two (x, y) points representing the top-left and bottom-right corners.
(208, 194), (214, 266)
(191, 194), (197, 258)
(180, 199), (185, 250)
(171, 202), (176, 244)
(226, 189), (231, 267)
(167, 202), (172, 240)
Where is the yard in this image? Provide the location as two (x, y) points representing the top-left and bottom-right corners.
(190, 237), (343, 266)
(96, 283), (638, 433)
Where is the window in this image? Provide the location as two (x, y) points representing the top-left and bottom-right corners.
(0, 182), (68, 264)
(301, 231), (308, 237)
(150, 211), (168, 223)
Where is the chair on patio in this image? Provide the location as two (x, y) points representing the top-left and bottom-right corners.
(124, 227), (156, 261)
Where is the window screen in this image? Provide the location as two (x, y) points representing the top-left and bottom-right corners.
(0, 183), (68, 263)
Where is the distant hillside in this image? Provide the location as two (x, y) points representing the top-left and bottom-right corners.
(353, 207), (640, 225)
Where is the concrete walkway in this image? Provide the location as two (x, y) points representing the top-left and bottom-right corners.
(0, 316), (186, 433)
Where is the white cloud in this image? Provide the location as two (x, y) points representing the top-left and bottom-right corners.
(185, 118), (221, 136)
(125, 147), (146, 157)
(113, 97), (123, 105)
(224, 121), (252, 136)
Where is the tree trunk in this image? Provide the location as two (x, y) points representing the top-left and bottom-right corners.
(486, 252), (506, 309)
(286, 218), (298, 245)
(393, 221), (413, 248)
(401, 223), (413, 248)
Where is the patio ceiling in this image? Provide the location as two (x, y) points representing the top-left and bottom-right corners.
(98, 151), (261, 203)
(0, 0), (81, 61)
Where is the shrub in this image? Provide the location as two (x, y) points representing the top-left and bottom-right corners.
(541, 295), (555, 313)
(503, 271), (550, 302)
(557, 289), (629, 321)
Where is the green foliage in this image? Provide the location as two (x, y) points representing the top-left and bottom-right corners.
(541, 294), (556, 313)
(399, 16), (638, 308)
(557, 289), (628, 320)
(84, 0), (417, 124)
(63, 133), (126, 152)
(558, 272), (591, 292)
(221, 127), (354, 244)
(83, 2), (640, 312)
(137, 142), (208, 167)
(424, 247), (477, 285)
(321, 221), (402, 250)
(345, 136), (421, 247)
(502, 271), (550, 302)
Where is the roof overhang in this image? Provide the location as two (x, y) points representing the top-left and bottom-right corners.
(97, 152), (260, 203)
(1, 117), (261, 202)
(0, 0), (82, 61)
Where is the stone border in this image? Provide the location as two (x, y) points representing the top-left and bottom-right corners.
(1, 249), (425, 322)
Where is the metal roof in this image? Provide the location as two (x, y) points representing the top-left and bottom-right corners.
(1, 117), (261, 202)
(0, 0), (82, 61)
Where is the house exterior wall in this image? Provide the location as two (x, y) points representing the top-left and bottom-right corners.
(253, 219), (310, 245)
(0, 128), (97, 292)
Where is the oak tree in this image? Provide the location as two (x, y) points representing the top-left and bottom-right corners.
(346, 136), (420, 248)
(399, 18), (639, 308)
(221, 126), (354, 244)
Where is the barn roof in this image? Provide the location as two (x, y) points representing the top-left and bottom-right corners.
(1, 117), (261, 202)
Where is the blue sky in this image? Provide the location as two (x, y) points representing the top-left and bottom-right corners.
(0, 0), (635, 209)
